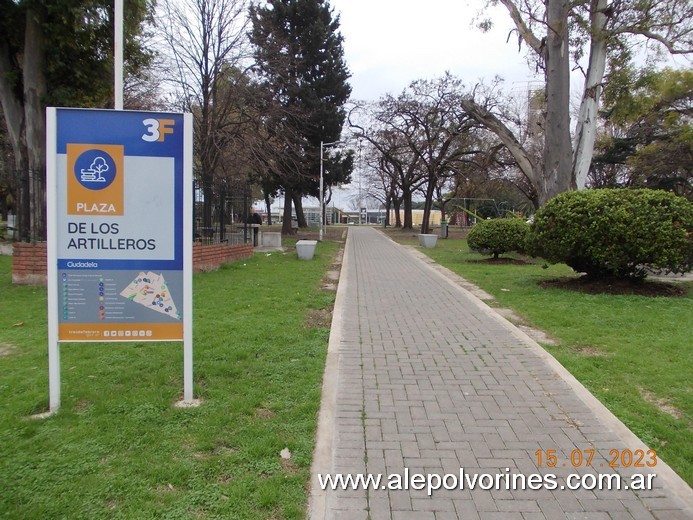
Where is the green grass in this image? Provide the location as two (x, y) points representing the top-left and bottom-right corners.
(0, 241), (338, 519)
(415, 237), (693, 485)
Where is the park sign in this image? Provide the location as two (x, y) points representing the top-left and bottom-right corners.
(46, 108), (193, 411)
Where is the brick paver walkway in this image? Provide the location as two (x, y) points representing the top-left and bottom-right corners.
(309, 227), (692, 520)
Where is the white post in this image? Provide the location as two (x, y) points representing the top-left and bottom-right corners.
(319, 141), (324, 242)
(183, 113), (194, 402)
(114, 0), (124, 110)
(46, 108), (60, 413)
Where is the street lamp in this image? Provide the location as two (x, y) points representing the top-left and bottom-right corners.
(320, 140), (344, 241)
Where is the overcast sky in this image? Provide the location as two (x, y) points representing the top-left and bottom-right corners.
(329, 0), (542, 101)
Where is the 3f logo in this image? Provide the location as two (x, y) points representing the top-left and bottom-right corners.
(142, 118), (175, 142)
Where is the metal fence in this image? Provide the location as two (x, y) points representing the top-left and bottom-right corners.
(5, 169), (46, 243)
(193, 178), (255, 246)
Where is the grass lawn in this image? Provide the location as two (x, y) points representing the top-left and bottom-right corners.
(391, 232), (692, 486)
(0, 240), (338, 519)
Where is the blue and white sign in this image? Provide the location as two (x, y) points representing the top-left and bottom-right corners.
(46, 108), (194, 410)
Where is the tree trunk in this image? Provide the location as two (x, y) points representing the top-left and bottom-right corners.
(201, 176), (214, 230)
(23, 6), (47, 240)
(572, 0), (608, 190)
(264, 191), (272, 225)
(282, 190), (295, 234)
(401, 187), (413, 229)
(420, 177), (436, 234)
(292, 191), (307, 227)
(421, 202), (431, 234)
(438, 200), (448, 223)
(393, 197), (402, 227)
(0, 35), (29, 240)
(0, 41), (27, 175)
(542, 0), (573, 204)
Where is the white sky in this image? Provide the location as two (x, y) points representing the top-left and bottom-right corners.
(329, 0), (541, 101)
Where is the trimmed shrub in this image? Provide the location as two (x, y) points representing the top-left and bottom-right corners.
(527, 189), (693, 279)
(467, 218), (529, 258)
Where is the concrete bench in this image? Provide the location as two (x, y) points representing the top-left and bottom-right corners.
(261, 232), (282, 248)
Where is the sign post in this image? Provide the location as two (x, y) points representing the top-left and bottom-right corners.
(46, 108), (193, 412)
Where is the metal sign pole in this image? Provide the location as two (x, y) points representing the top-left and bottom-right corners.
(183, 113), (194, 402)
(46, 108), (60, 412)
(114, 0), (124, 110)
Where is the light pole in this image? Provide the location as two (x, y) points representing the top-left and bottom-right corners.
(320, 140), (343, 241)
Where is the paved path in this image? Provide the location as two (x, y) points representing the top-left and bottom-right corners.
(309, 227), (692, 520)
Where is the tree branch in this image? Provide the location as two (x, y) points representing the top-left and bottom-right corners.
(498, 0), (545, 55)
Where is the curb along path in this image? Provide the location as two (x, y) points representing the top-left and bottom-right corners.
(309, 227), (692, 520)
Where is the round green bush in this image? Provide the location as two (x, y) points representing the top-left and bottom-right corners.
(527, 189), (693, 279)
(467, 218), (529, 258)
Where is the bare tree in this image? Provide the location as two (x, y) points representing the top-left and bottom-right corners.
(353, 75), (485, 233)
(359, 140), (403, 227)
(158, 0), (251, 229)
(350, 105), (425, 230)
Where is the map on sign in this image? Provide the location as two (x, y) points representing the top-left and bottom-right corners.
(120, 271), (181, 320)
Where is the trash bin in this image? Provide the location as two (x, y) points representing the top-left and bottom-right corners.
(296, 240), (317, 260)
(440, 220), (448, 238)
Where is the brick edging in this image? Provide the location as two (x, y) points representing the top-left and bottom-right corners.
(12, 242), (48, 285)
(192, 242), (254, 272)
